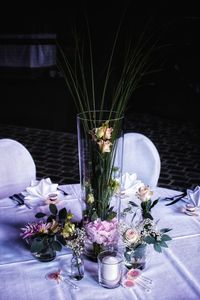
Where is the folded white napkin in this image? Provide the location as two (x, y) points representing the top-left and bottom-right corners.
(0, 139), (36, 199)
(184, 186), (200, 207)
(24, 178), (59, 205)
(121, 172), (144, 196)
(24, 179), (83, 221)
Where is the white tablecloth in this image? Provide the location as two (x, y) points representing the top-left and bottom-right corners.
(0, 185), (200, 300)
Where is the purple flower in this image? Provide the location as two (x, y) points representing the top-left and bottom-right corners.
(85, 218), (118, 246)
(20, 221), (51, 239)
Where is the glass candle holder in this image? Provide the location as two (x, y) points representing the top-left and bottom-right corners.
(98, 250), (123, 289)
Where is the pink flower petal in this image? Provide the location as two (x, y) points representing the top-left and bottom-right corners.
(127, 268), (141, 278)
(122, 278), (136, 288)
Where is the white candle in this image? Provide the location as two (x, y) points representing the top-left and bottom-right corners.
(101, 256), (120, 282)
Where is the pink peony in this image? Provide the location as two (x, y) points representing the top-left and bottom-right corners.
(85, 218), (118, 246)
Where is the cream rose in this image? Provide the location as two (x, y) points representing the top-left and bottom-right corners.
(104, 127), (113, 139)
(97, 140), (112, 153)
(136, 185), (153, 202)
(95, 126), (105, 139)
(124, 228), (140, 244)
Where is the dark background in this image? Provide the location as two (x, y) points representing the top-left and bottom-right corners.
(0, 1), (200, 134)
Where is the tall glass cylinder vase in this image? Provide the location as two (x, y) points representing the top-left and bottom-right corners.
(77, 110), (124, 260)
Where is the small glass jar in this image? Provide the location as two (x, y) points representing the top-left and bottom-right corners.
(27, 236), (56, 262)
(34, 245), (56, 262)
(98, 250), (123, 289)
(71, 252), (84, 281)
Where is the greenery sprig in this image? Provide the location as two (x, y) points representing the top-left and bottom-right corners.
(121, 186), (172, 253)
(21, 204), (79, 254)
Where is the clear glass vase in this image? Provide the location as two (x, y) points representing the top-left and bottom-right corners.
(71, 252), (84, 280)
(30, 236), (56, 262)
(77, 110), (124, 221)
(124, 244), (149, 270)
(77, 110), (124, 261)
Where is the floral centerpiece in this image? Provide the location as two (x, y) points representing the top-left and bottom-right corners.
(119, 185), (172, 269)
(20, 204), (79, 262)
(57, 21), (156, 259)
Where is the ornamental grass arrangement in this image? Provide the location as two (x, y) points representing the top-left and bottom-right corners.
(57, 18), (158, 259)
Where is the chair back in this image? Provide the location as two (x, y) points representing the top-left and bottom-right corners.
(116, 132), (161, 187)
(0, 138), (36, 199)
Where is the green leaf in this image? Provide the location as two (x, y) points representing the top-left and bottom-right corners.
(35, 212), (46, 218)
(56, 234), (66, 246)
(47, 215), (56, 223)
(52, 241), (62, 251)
(129, 201), (138, 207)
(133, 244), (147, 258)
(59, 207), (67, 221)
(112, 166), (119, 173)
(49, 204), (58, 215)
(123, 207), (132, 213)
(150, 198), (159, 209)
(143, 212), (153, 220)
(159, 241), (168, 248)
(160, 228), (172, 233)
(161, 234), (172, 241)
(141, 201), (146, 210)
(135, 243), (146, 251)
(144, 236), (155, 244)
(91, 211), (98, 221)
(106, 211), (117, 221)
(146, 200), (152, 211)
(165, 196), (184, 206)
(154, 243), (162, 253)
(108, 206), (115, 212)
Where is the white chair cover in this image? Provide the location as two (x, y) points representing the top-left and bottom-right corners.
(0, 139), (36, 199)
(116, 132), (161, 187)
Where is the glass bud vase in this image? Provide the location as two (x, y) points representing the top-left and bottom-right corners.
(77, 110), (124, 261)
(71, 252), (84, 280)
